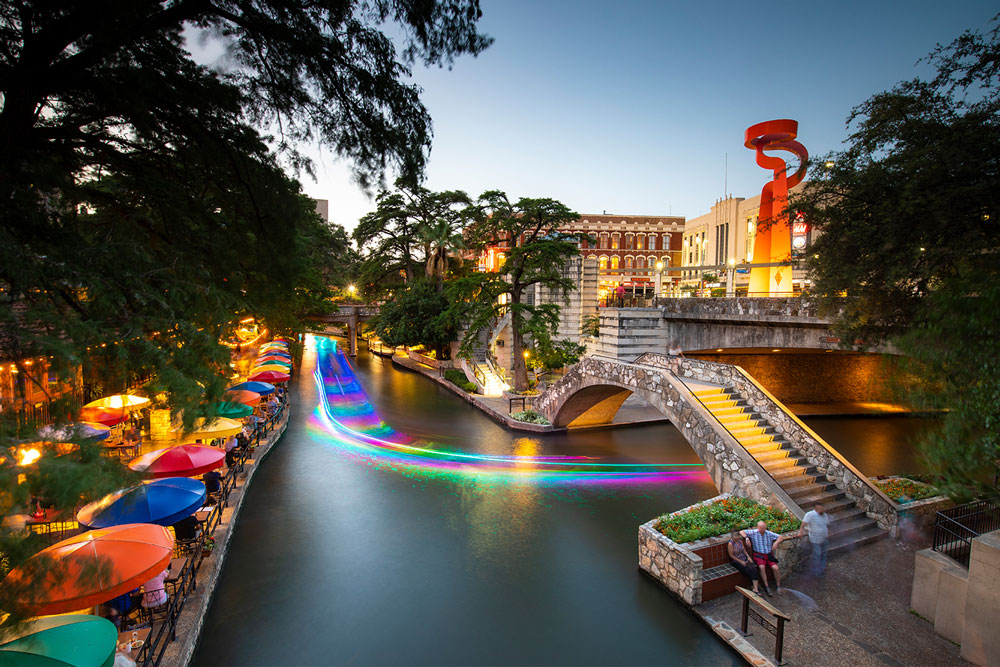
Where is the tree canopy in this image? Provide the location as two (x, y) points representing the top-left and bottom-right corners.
(455, 191), (585, 391)
(793, 18), (1000, 497)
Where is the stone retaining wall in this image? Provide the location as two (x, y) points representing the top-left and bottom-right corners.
(407, 350), (446, 368)
(639, 494), (803, 605)
(636, 353), (901, 532)
(872, 477), (953, 533)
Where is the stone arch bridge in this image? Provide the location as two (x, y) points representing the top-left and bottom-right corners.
(304, 305), (379, 355)
(533, 353), (899, 549)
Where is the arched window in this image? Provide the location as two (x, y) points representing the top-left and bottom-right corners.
(649, 233), (657, 250)
(611, 256), (619, 269)
(625, 256), (633, 269)
(600, 232), (609, 249)
(636, 234), (644, 250)
(599, 256), (608, 270)
(636, 256), (645, 269)
(648, 255), (657, 268)
(611, 233), (620, 250)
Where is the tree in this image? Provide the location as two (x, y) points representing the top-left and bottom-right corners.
(0, 0), (489, 613)
(370, 279), (456, 356)
(457, 191), (586, 392)
(354, 180), (470, 289)
(420, 217), (468, 289)
(792, 18), (1000, 498)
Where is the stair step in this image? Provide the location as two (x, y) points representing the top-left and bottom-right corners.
(800, 495), (855, 513)
(776, 472), (826, 490)
(786, 482), (837, 499)
(728, 425), (772, 436)
(828, 525), (886, 553)
(826, 515), (878, 540)
(766, 463), (819, 480)
(699, 399), (744, 409)
(741, 437), (784, 449)
(760, 456), (811, 473)
(711, 406), (752, 417)
(754, 449), (805, 464)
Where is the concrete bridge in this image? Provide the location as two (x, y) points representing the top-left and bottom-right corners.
(534, 353), (901, 551)
(305, 304), (379, 355)
(588, 297), (893, 360)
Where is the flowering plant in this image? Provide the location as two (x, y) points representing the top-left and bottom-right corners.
(654, 496), (800, 544)
(203, 536), (217, 553)
(874, 477), (938, 503)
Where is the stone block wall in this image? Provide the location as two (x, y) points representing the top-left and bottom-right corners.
(639, 495), (803, 606)
(636, 353), (900, 532)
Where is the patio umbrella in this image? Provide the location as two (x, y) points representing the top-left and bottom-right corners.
(38, 421), (111, 442)
(77, 478), (206, 529)
(256, 354), (291, 363)
(251, 365), (292, 375)
(0, 614), (118, 667)
(129, 444), (224, 478)
(222, 389), (261, 407)
(261, 342), (288, 350)
(1, 524), (173, 616)
(254, 362), (291, 371)
(170, 417), (243, 440)
(83, 394), (149, 412)
(227, 381), (275, 395)
(211, 401), (253, 419)
(78, 406), (128, 427)
(248, 370), (289, 383)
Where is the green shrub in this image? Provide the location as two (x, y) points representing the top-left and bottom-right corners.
(511, 410), (550, 425)
(874, 476), (939, 503)
(654, 496), (800, 544)
(444, 368), (477, 392)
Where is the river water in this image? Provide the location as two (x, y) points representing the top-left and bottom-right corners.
(192, 336), (931, 666)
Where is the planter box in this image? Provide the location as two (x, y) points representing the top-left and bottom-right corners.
(638, 494), (803, 605)
(871, 476), (953, 533)
(407, 350), (444, 368)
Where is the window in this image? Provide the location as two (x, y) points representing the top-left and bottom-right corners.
(648, 255), (657, 268)
(611, 256), (619, 269)
(625, 256), (633, 269)
(611, 233), (619, 250)
(599, 256), (608, 270)
(636, 234), (644, 250)
(636, 256), (645, 269)
(715, 223), (730, 266)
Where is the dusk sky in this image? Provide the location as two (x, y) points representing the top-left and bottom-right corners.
(295, 1), (997, 229)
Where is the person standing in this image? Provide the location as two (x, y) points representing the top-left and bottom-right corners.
(800, 503), (832, 575)
(743, 520), (790, 596)
(667, 340), (683, 373)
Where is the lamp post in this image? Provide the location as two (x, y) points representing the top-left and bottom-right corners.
(655, 260), (664, 300)
(726, 259), (736, 297)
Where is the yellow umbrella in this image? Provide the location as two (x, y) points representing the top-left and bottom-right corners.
(251, 364), (292, 374)
(170, 417), (242, 440)
(83, 394), (149, 412)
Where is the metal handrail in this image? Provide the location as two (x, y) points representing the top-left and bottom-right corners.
(932, 497), (1000, 568)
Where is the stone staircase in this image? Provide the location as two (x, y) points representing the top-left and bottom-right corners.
(689, 383), (886, 553)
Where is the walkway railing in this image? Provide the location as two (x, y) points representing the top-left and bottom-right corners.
(137, 401), (288, 667)
(932, 497), (1000, 568)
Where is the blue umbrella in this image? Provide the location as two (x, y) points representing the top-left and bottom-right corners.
(38, 421), (111, 442)
(76, 477), (207, 529)
(227, 380), (276, 396)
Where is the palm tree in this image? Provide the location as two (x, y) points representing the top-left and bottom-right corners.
(420, 218), (466, 290)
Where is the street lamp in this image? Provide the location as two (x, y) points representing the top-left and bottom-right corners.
(655, 260), (664, 299)
(726, 258), (737, 297)
(347, 284), (357, 300)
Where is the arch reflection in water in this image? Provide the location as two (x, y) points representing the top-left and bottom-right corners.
(309, 336), (706, 485)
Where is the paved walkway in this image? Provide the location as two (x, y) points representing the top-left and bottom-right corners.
(696, 535), (962, 666)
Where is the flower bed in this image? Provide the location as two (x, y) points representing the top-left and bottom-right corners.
(511, 410), (549, 425)
(873, 475), (939, 503)
(654, 496), (800, 544)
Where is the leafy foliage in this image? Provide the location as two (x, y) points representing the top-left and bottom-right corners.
(873, 477), (940, 503)
(510, 410), (549, 425)
(532, 340), (585, 372)
(655, 497), (800, 544)
(455, 191), (586, 391)
(792, 19), (1000, 498)
(443, 368), (476, 392)
(370, 280), (456, 354)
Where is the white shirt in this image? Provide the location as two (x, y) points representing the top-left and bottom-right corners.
(802, 509), (831, 544)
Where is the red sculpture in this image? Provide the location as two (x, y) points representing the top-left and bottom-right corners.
(745, 120), (808, 295)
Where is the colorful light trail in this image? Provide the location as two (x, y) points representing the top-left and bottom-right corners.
(309, 336), (707, 485)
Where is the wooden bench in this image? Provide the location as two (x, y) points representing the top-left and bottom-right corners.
(736, 585), (792, 664)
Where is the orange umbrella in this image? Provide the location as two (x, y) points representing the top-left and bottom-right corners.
(1, 524), (173, 616)
(223, 389), (261, 407)
(249, 370), (289, 382)
(79, 406), (128, 426)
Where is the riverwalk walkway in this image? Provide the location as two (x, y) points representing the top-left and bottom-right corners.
(156, 403), (290, 667)
(697, 534), (961, 666)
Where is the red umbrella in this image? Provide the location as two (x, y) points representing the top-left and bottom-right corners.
(1, 524), (173, 616)
(79, 406), (128, 427)
(248, 370), (290, 382)
(129, 444), (225, 478)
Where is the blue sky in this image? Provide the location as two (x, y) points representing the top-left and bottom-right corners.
(300, 1), (997, 229)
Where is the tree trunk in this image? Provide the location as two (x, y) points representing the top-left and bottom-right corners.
(510, 289), (528, 392)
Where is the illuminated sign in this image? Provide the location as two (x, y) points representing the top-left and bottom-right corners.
(791, 212), (809, 256)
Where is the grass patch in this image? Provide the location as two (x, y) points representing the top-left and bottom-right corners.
(443, 368), (477, 393)
(654, 496), (800, 544)
(510, 410), (550, 425)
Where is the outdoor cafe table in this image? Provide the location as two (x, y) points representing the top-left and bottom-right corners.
(116, 626), (151, 657)
(103, 439), (139, 461)
(25, 509), (76, 544)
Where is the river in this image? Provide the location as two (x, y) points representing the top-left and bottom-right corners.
(192, 336), (932, 666)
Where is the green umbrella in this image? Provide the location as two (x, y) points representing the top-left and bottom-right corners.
(211, 401), (253, 419)
(0, 615), (117, 667)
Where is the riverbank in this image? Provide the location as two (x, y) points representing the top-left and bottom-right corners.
(160, 404), (290, 667)
(388, 352), (670, 433)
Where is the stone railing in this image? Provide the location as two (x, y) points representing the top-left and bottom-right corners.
(637, 352), (901, 532)
(657, 296), (825, 322)
(407, 349), (444, 369)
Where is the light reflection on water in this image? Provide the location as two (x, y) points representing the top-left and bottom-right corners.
(192, 335), (932, 666)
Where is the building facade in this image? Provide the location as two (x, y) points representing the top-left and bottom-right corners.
(681, 183), (815, 293)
